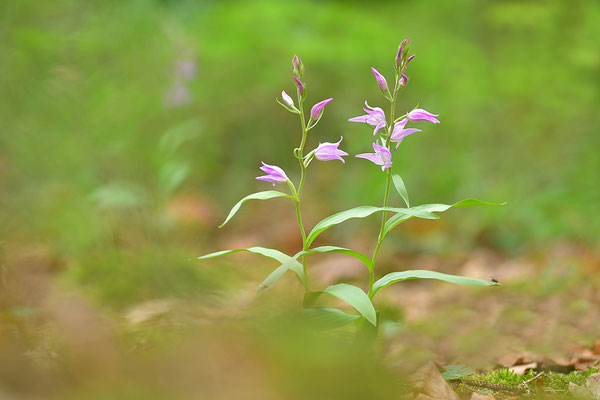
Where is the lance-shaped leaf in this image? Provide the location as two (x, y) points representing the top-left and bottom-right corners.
(392, 174), (410, 207)
(382, 198), (506, 238)
(302, 283), (376, 326)
(302, 306), (360, 330)
(197, 247), (304, 288)
(219, 191), (293, 228)
(371, 269), (500, 298)
(306, 206), (437, 246)
(295, 246), (373, 272)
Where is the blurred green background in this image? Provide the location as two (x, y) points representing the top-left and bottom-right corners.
(1, 0), (600, 397)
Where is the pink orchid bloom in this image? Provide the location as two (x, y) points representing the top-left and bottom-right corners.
(313, 137), (348, 163)
(355, 142), (392, 171)
(389, 119), (422, 150)
(406, 108), (440, 124)
(256, 162), (289, 186)
(348, 101), (387, 136)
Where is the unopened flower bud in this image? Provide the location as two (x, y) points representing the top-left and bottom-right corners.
(402, 54), (416, 72)
(282, 91), (293, 107)
(292, 55), (304, 78)
(396, 38), (409, 67)
(310, 98), (333, 120)
(371, 67), (388, 92)
(294, 76), (306, 96)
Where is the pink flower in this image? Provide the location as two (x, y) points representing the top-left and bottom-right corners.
(389, 119), (422, 150)
(371, 67), (388, 92)
(256, 162), (289, 186)
(310, 98), (333, 121)
(355, 142), (392, 171)
(407, 108), (440, 124)
(313, 137), (348, 163)
(348, 101), (387, 136)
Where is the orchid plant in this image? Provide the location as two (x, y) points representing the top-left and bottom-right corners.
(198, 40), (503, 336)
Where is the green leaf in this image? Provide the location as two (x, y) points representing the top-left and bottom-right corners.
(302, 307), (360, 330)
(382, 198), (506, 238)
(219, 191), (293, 228)
(295, 246), (373, 272)
(392, 174), (410, 207)
(197, 246), (304, 287)
(306, 206), (437, 246)
(371, 269), (500, 298)
(442, 364), (476, 380)
(257, 264), (289, 294)
(276, 98), (300, 114)
(323, 283), (377, 326)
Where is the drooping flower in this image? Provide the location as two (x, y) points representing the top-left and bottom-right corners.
(310, 98), (333, 121)
(292, 54), (304, 78)
(281, 90), (294, 108)
(313, 137), (349, 163)
(348, 101), (387, 136)
(355, 142), (392, 171)
(371, 67), (389, 92)
(256, 162), (289, 186)
(406, 108), (440, 124)
(389, 119), (422, 150)
(398, 73), (408, 88)
(294, 76), (305, 96)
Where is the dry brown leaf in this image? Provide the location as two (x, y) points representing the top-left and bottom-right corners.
(411, 361), (459, 400)
(508, 362), (537, 375)
(497, 352), (536, 367)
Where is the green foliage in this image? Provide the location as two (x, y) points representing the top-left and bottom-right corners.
(371, 270), (498, 298)
(392, 174), (410, 208)
(219, 191), (293, 228)
(306, 206), (438, 246)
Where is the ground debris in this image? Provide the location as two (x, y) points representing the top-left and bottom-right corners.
(411, 362), (459, 400)
(569, 373), (600, 399)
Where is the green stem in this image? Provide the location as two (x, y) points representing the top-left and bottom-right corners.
(368, 86), (397, 298)
(295, 99), (310, 292)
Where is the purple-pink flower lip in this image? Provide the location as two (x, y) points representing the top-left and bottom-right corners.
(310, 98), (333, 121)
(407, 108), (440, 124)
(355, 142), (392, 171)
(256, 162), (289, 186)
(371, 67), (389, 92)
(314, 136), (348, 163)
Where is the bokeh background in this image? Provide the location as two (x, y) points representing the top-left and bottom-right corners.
(1, 0), (599, 398)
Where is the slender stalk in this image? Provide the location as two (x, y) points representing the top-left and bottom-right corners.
(294, 99), (310, 292)
(368, 80), (398, 298)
